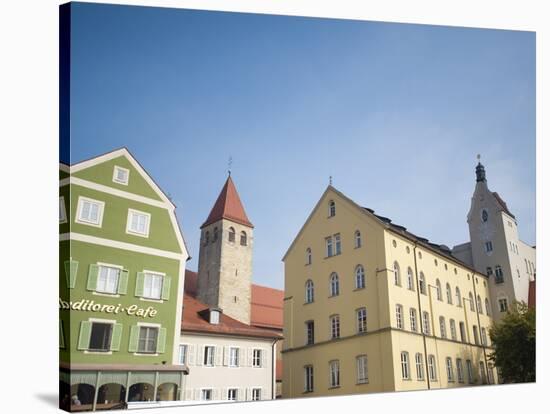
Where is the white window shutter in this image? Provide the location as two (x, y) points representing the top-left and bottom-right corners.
(187, 344), (196, 365)
(223, 346), (229, 366)
(194, 389), (200, 400)
(196, 345), (204, 366)
(262, 348), (268, 367)
(221, 387), (227, 400)
(248, 348), (254, 367)
(185, 389), (193, 400)
(215, 346), (223, 366)
(237, 388), (245, 401)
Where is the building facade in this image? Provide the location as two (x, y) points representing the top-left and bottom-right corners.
(452, 161), (536, 321)
(59, 148), (189, 411)
(282, 186), (497, 398)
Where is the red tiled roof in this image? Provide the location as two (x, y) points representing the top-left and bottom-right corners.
(181, 293), (281, 339)
(201, 176), (253, 229)
(493, 192), (515, 219)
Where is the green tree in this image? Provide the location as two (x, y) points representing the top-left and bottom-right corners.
(489, 302), (535, 383)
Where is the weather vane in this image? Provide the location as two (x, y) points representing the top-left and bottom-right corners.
(477, 154), (481, 162)
(228, 156), (233, 176)
(329, 175), (333, 186)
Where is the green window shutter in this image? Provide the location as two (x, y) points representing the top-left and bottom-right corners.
(117, 269), (129, 295)
(135, 272), (145, 297)
(128, 325), (140, 353)
(156, 328), (167, 354)
(87, 264), (99, 291)
(110, 323), (123, 351)
(64, 260), (79, 289)
(59, 320), (65, 349)
(77, 321), (92, 350)
(161, 276), (171, 301)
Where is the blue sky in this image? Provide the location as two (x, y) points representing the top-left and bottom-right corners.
(67, 3), (536, 289)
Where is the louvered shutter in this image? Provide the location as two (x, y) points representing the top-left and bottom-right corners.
(262, 348), (268, 368)
(128, 325), (140, 352)
(135, 272), (145, 297)
(161, 276), (171, 300)
(117, 269), (129, 294)
(64, 260), (78, 289)
(187, 344), (196, 365)
(86, 264), (99, 291)
(248, 348), (254, 367)
(156, 327), (167, 353)
(110, 323), (123, 351)
(223, 346), (229, 366)
(215, 346), (222, 366)
(77, 321), (92, 350)
(196, 345), (204, 366)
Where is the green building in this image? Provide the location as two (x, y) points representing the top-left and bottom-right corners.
(59, 148), (190, 411)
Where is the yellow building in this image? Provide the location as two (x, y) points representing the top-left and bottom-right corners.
(282, 185), (497, 398)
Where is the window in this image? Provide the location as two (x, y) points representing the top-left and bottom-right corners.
(481, 328), (488, 346)
(435, 279), (442, 301)
(329, 360), (340, 387)
(326, 237), (333, 257)
(229, 347), (239, 367)
(446, 357), (454, 382)
(127, 209), (151, 237)
(96, 265), (120, 294)
(469, 292), (475, 311)
(142, 272), (164, 300)
(480, 361), (487, 384)
(485, 298), (491, 316)
(355, 230), (362, 248)
(113, 166), (129, 185)
(446, 283), (453, 304)
(334, 234), (342, 255)
(240, 231), (247, 246)
(329, 273), (339, 297)
(517, 268), (521, 279)
(419, 272), (426, 295)
(422, 311), (430, 335)
(396, 305), (403, 329)
(481, 209), (488, 222)
(486, 267), (493, 277)
(204, 345), (215, 366)
(450, 319), (457, 341)
(76, 197), (104, 226)
(228, 227), (236, 242)
(456, 359), (464, 383)
(330, 315), (340, 339)
(227, 388), (238, 401)
(138, 326), (159, 354)
(355, 265), (365, 289)
(328, 200), (336, 217)
(485, 241), (493, 254)
(178, 344), (187, 365)
(476, 295), (483, 314)
(251, 388), (261, 401)
(439, 316), (447, 339)
(304, 365), (314, 392)
(525, 259), (529, 274)
(252, 349), (262, 367)
(406, 267), (414, 290)
(487, 364), (495, 384)
(306, 248), (312, 265)
(498, 298), (508, 312)
(466, 360), (474, 383)
(393, 262), (401, 286)
(59, 197), (67, 223)
(305, 280), (314, 303)
(357, 307), (367, 333)
(213, 227), (218, 242)
(410, 308), (418, 332)
(495, 266), (504, 284)
(306, 321), (315, 345)
(200, 389), (212, 401)
(401, 352), (410, 380)
(356, 355), (368, 384)
(473, 325), (479, 345)
(415, 353), (424, 380)
(459, 322), (466, 343)
(204, 231), (210, 245)
(455, 287), (462, 307)
(89, 323), (113, 351)
(428, 355), (437, 381)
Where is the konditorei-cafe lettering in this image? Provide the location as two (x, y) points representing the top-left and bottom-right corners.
(59, 298), (158, 318)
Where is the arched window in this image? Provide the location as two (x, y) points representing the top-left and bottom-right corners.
(446, 283), (453, 304)
(450, 319), (457, 340)
(306, 248), (312, 265)
(393, 261), (401, 286)
(330, 273), (340, 297)
(435, 279), (442, 301)
(204, 231), (210, 246)
(476, 295), (483, 314)
(419, 272), (426, 295)
(401, 352), (410, 379)
(422, 311), (430, 335)
(355, 230), (362, 248)
(328, 200), (336, 217)
(240, 231), (247, 246)
(213, 227), (219, 242)
(446, 357), (454, 382)
(407, 267), (414, 290)
(439, 316), (447, 338)
(485, 298), (491, 316)
(428, 355), (437, 381)
(228, 227), (236, 242)
(468, 292), (475, 311)
(305, 280), (314, 303)
(355, 265), (365, 289)
(455, 287), (462, 307)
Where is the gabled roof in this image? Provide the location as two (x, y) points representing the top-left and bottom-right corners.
(201, 175), (253, 229)
(492, 192), (515, 219)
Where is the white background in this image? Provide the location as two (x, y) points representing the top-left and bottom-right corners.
(0, 1), (547, 413)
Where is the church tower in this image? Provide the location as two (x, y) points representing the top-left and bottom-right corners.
(196, 175), (254, 325)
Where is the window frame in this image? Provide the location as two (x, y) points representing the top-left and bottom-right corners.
(329, 360), (340, 388)
(328, 200), (336, 217)
(305, 320), (315, 345)
(75, 196), (105, 227)
(356, 355), (368, 384)
(406, 267), (414, 290)
(112, 165), (130, 185)
(203, 345), (216, 366)
(126, 208), (151, 238)
(356, 307), (367, 334)
(415, 353), (424, 381)
(330, 314), (340, 339)
(401, 351), (410, 380)
(354, 230), (362, 248)
(395, 304), (404, 329)
(446, 357), (454, 382)
(95, 263), (122, 295)
(409, 308), (417, 332)
(329, 273), (340, 297)
(428, 355), (437, 381)
(252, 349), (262, 367)
(355, 265), (365, 290)
(304, 365), (314, 392)
(59, 196), (67, 223)
(88, 321), (114, 352)
(142, 271), (165, 300)
(137, 325), (159, 354)
(305, 279), (314, 304)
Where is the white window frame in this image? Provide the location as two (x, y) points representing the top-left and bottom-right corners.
(112, 165), (130, 185)
(355, 265), (365, 289)
(485, 241), (493, 255)
(305, 280), (314, 303)
(439, 316), (447, 339)
(137, 324), (160, 354)
(329, 273), (339, 297)
(396, 304), (403, 329)
(428, 355), (437, 381)
(229, 347), (240, 367)
(126, 208), (151, 238)
(330, 315), (340, 339)
(356, 355), (368, 384)
(410, 308), (417, 332)
(422, 311), (430, 335)
(450, 319), (457, 340)
(304, 365), (314, 392)
(178, 344), (187, 365)
(326, 237), (333, 257)
(446, 357), (454, 382)
(401, 352), (410, 380)
(305, 320), (314, 345)
(251, 388), (261, 401)
(141, 270), (165, 301)
(334, 233), (342, 255)
(252, 349), (262, 367)
(355, 230), (362, 248)
(356, 307), (367, 333)
(200, 388), (213, 401)
(204, 345), (216, 367)
(329, 360), (340, 387)
(415, 353), (424, 380)
(75, 196), (105, 227)
(407, 268), (414, 290)
(456, 358), (464, 383)
(227, 388), (238, 401)
(95, 262), (122, 295)
(59, 196), (67, 223)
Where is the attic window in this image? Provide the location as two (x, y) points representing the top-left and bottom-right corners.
(113, 166), (130, 185)
(209, 309), (220, 324)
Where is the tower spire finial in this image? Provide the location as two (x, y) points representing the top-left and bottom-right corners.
(227, 156), (232, 177)
(329, 175), (333, 186)
(475, 154), (486, 182)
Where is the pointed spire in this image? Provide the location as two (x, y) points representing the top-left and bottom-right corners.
(475, 154), (486, 183)
(201, 176), (254, 229)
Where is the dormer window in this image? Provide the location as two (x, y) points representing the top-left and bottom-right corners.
(328, 200), (336, 217)
(113, 166), (129, 185)
(209, 309), (220, 324)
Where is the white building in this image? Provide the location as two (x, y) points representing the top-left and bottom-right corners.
(452, 160), (536, 321)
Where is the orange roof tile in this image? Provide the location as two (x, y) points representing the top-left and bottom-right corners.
(201, 176), (253, 229)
